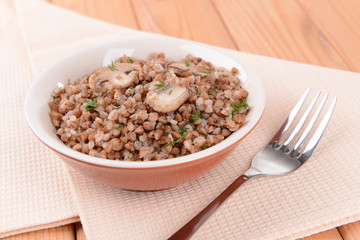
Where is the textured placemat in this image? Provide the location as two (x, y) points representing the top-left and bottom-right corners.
(0, 1), (78, 238)
(2, 0), (360, 239)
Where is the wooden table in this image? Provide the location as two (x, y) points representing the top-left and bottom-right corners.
(6, 0), (360, 239)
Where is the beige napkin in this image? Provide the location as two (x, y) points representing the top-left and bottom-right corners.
(3, 0), (360, 239)
(0, 1), (79, 238)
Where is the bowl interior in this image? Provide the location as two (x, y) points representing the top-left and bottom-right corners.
(24, 36), (265, 168)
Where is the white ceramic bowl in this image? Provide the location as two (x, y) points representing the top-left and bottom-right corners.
(24, 37), (265, 190)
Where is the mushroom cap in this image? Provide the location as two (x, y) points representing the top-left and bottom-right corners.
(168, 62), (208, 77)
(145, 84), (189, 113)
(168, 62), (192, 77)
(89, 63), (141, 93)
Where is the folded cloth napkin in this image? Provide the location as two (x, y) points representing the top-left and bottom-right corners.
(1, 0), (359, 239)
(0, 1), (78, 237)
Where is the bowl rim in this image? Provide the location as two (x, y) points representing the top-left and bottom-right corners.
(24, 36), (266, 169)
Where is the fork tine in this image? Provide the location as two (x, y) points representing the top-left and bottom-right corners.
(282, 91), (320, 148)
(270, 88), (310, 144)
(292, 94), (328, 152)
(301, 97), (337, 158)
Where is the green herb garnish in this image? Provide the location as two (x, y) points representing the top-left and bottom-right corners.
(84, 98), (98, 111)
(201, 144), (207, 150)
(54, 102), (59, 105)
(141, 82), (145, 87)
(157, 128), (188, 151)
(108, 61), (118, 71)
(230, 99), (249, 119)
(194, 85), (201, 94)
(132, 150), (139, 157)
(115, 124), (124, 130)
(208, 84), (216, 96)
(155, 82), (165, 89)
(198, 70), (211, 74)
(208, 89), (214, 96)
(128, 87), (135, 95)
(185, 60), (190, 67)
(125, 156), (131, 161)
(138, 101), (142, 105)
(177, 126), (188, 135)
(189, 111), (202, 122)
(129, 57), (134, 63)
(110, 104), (120, 109)
(169, 90), (173, 95)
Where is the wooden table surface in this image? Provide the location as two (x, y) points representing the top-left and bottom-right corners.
(6, 0), (360, 239)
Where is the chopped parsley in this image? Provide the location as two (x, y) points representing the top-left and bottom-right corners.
(208, 89), (214, 96)
(177, 126), (188, 135)
(201, 144), (207, 150)
(189, 111), (202, 123)
(155, 82), (165, 89)
(157, 127), (188, 151)
(230, 99), (249, 119)
(132, 150), (139, 157)
(198, 70), (211, 74)
(212, 84), (216, 91)
(138, 101), (142, 105)
(185, 60), (190, 67)
(108, 61), (118, 71)
(169, 90), (173, 95)
(140, 82), (145, 87)
(54, 102), (59, 105)
(110, 104), (120, 109)
(194, 85), (201, 94)
(125, 156), (131, 161)
(115, 124), (124, 130)
(84, 98), (98, 111)
(128, 57), (134, 63)
(128, 87), (135, 95)
(208, 84), (216, 96)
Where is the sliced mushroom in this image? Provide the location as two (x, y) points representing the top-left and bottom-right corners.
(145, 83), (189, 113)
(168, 62), (192, 77)
(89, 63), (141, 93)
(168, 62), (209, 78)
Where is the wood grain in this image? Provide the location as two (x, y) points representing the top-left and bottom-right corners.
(131, 0), (237, 49)
(338, 221), (360, 240)
(2, 225), (75, 240)
(75, 222), (86, 240)
(48, 0), (138, 28)
(299, 228), (343, 240)
(213, 0), (350, 71)
(297, 0), (360, 71)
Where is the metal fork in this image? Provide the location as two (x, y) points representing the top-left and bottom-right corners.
(168, 88), (337, 240)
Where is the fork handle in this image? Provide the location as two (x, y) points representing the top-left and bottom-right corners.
(168, 174), (250, 240)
